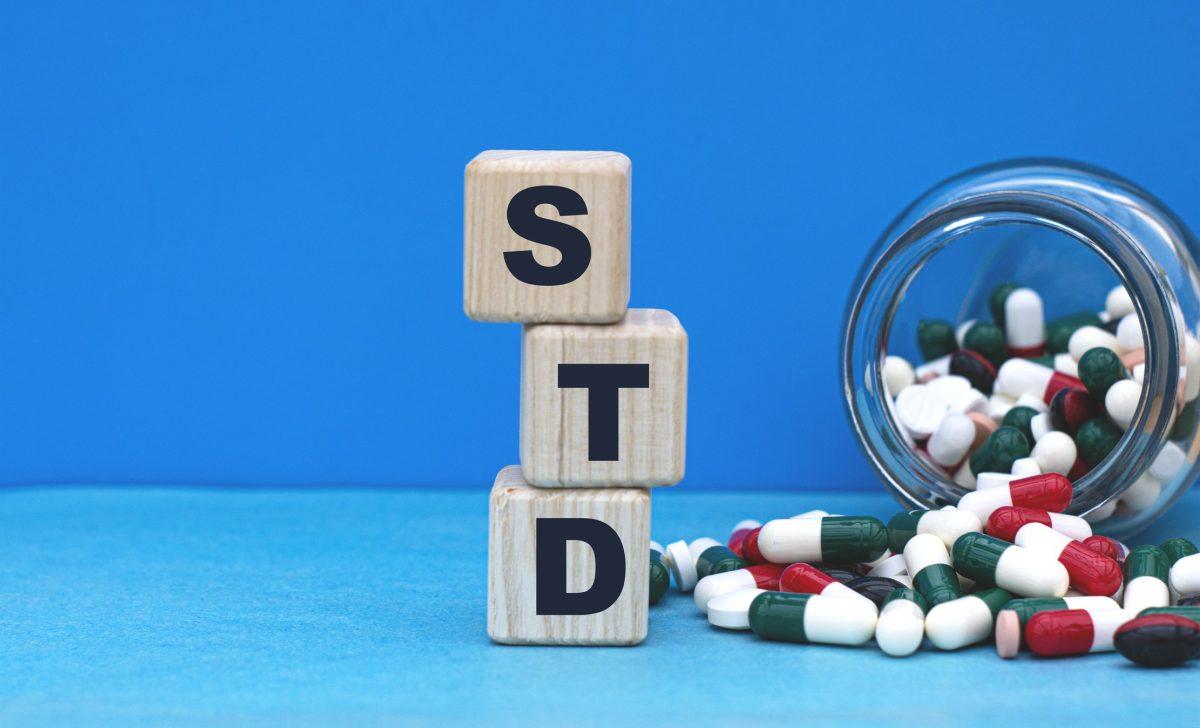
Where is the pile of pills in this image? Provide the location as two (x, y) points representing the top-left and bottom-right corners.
(882, 282), (1198, 523)
(650, 474), (1200, 667)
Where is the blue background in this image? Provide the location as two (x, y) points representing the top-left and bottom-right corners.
(3, 3), (1200, 490)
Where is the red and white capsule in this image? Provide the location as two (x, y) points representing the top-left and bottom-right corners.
(1004, 288), (1046, 357)
(987, 506), (1091, 542)
(1013, 522), (1123, 596)
(958, 473), (1073, 523)
(1026, 608), (1135, 656)
(996, 358), (1083, 404)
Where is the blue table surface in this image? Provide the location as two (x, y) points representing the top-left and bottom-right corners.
(1, 486), (1197, 725)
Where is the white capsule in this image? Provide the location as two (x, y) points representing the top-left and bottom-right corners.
(868, 553), (909, 579)
(975, 472), (1018, 490)
(1032, 431), (1076, 476)
(1104, 379), (1140, 430)
(1005, 288), (1045, 353)
(987, 393), (1016, 423)
(665, 540), (698, 592)
(1015, 393), (1049, 414)
(876, 597), (925, 657)
(1011, 457), (1041, 478)
(925, 595), (998, 650)
(1150, 442), (1187, 482)
(707, 587), (766, 630)
(1030, 412), (1055, 442)
(1053, 353), (1079, 379)
(1085, 500), (1118, 523)
(1123, 574), (1171, 614)
(883, 355), (916, 396)
(1115, 313), (1143, 354)
(1105, 285), (1134, 320)
(1169, 553), (1200, 597)
(1121, 473), (1162, 512)
(993, 543), (1070, 597)
(927, 413), (976, 467)
(694, 569), (758, 613)
(915, 354), (951, 382)
(995, 358), (1055, 401)
(1068, 326), (1121, 361)
(756, 518), (823, 563)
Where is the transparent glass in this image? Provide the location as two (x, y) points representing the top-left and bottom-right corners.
(842, 159), (1200, 539)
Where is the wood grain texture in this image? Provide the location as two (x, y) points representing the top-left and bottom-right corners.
(520, 309), (687, 488)
(487, 466), (649, 645)
(463, 150), (630, 323)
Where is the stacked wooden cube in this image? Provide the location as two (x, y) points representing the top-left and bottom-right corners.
(464, 150), (688, 645)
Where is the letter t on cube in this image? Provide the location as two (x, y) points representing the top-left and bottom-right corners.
(521, 309), (687, 487)
(463, 150), (630, 323)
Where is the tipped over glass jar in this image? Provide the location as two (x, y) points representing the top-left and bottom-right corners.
(843, 159), (1200, 539)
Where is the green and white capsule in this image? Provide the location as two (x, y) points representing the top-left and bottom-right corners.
(876, 588), (929, 657)
(1162, 538), (1200, 598)
(756, 516), (889, 564)
(748, 592), (878, 646)
(903, 533), (962, 607)
(952, 532), (1069, 598)
(689, 537), (748, 580)
(1123, 545), (1171, 615)
(888, 508), (983, 552)
(925, 588), (1013, 650)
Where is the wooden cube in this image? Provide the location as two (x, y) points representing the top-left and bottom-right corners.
(521, 308), (687, 487)
(487, 466), (649, 645)
(463, 150), (630, 323)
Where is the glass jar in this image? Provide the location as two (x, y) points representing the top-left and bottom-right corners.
(843, 159), (1200, 539)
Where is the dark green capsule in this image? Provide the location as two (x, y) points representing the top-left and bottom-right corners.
(1125, 545), (1170, 582)
(913, 562), (962, 606)
(748, 591), (811, 643)
(1078, 347), (1126, 401)
(1002, 406), (1039, 446)
(1076, 417), (1123, 465)
(917, 319), (958, 361)
(649, 551), (669, 605)
(1160, 538), (1199, 566)
(970, 426), (1030, 476)
(887, 511), (923, 553)
(695, 544), (747, 579)
(989, 282), (1020, 329)
(963, 321), (1007, 366)
(820, 516), (889, 563)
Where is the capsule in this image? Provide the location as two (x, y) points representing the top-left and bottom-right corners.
(1026, 608), (1134, 656)
(727, 519), (761, 558)
(952, 532), (1069, 598)
(693, 563), (786, 613)
(995, 357), (1082, 404)
(748, 592), (878, 646)
(876, 588), (929, 657)
(649, 546), (669, 605)
(740, 513), (828, 565)
(1162, 538), (1200, 598)
(1003, 288), (1046, 357)
(706, 587), (767, 630)
(756, 516), (888, 565)
(986, 506), (1091, 542)
(1123, 545), (1171, 615)
(1114, 613), (1200, 667)
(993, 596), (1122, 657)
(903, 533), (962, 607)
(888, 508), (982, 552)
(1015, 523), (1122, 596)
(690, 537), (748, 579)
(664, 539), (698, 592)
(780, 562), (877, 609)
(1083, 535), (1128, 563)
(957, 473), (1072, 523)
(925, 587), (1013, 650)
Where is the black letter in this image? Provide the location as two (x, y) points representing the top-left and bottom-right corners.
(536, 518), (626, 615)
(503, 185), (591, 286)
(557, 363), (650, 461)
